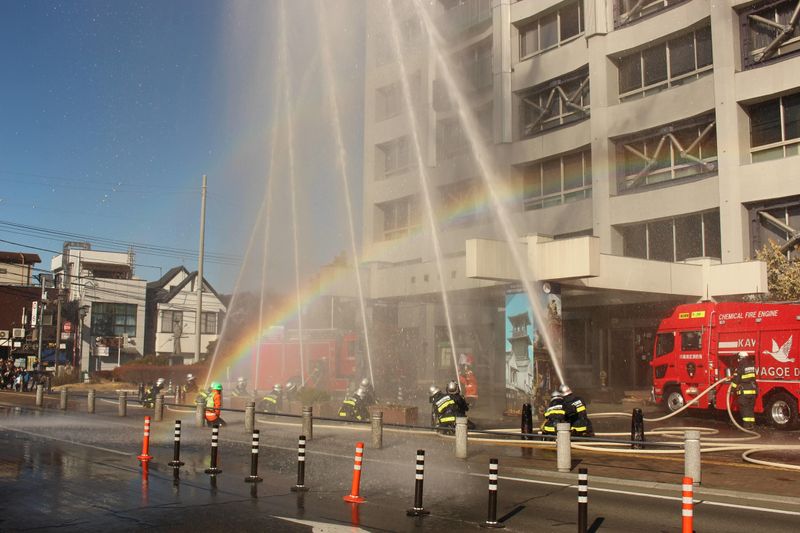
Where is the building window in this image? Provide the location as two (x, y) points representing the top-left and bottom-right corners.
(748, 197), (800, 258)
(376, 83), (401, 121)
(377, 136), (410, 177)
(748, 92), (800, 162)
(437, 118), (469, 160)
(519, 66), (589, 138)
(740, 0), (800, 68)
(620, 210), (721, 262)
(616, 115), (717, 191)
(522, 149), (592, 210)
(614, 0), (690, 28)
(201, 312), (218, 335)
(518, 1), (584, 59)
(161, 310), (183, 333)
(91, 302), (137, 337)
(380, 196), (419, 240)
(456, 41), (492, 92)
(616, 25), (712, 101)
(439, 0), (493, 39)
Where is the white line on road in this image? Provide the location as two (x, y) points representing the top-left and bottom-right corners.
(472, 474), (800, 517)
(3, 426), (132, 457)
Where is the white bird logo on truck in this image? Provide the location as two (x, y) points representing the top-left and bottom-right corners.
(763, 336), (794, 363)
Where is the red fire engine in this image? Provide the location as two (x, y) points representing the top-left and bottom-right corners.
(651, 301), (800, 429)
(250, 328), (359, 393)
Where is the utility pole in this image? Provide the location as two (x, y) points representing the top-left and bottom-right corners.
(195, 174), (207, 364)
(54, 282), (63, 375)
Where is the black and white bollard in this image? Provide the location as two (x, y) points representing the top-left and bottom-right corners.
(406, 449), (430, 517)
(87, 389), (96, 414)
(578, 468), (588, 533)
(480, 458), (504, 528)
(290, 435), (309, 492)
(244, 429), (263, 483)
(59, 388), (68, 410)
(521, 403), (533, 457)
(168, 420), (185, 467)
(118, 391), (127, 417)
(204, 424), (223, 475)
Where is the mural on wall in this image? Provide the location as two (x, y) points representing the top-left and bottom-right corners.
(505, 283), (562, 413)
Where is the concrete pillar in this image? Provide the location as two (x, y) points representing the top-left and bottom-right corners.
(59, 388), (68, 410)
(154, 394), (164, 422)
(118, 391), (127, 417)
(87, 389), (96, 414)
(684, 430), (701, 485)
(35, 384), (44, 407)
(455, 417), (468, 459)
(371, 411), (383, 449)
(245, 401), (255, 433)
(195, 396), (205, 428)
(302, 406), (313, 441)
(557, 422), (572, 472)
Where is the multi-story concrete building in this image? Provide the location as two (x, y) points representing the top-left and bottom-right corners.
(361, 0), (799, 408)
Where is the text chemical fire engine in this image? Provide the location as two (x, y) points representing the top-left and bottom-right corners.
(651, 301), (800, 429)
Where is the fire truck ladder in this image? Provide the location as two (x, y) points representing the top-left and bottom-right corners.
(758, 210), (800, 253)
(748, 1), (800, 63)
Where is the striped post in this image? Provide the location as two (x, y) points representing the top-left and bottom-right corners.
(406, 449), (430, 517)
(244, 429), (263, 483)
(168, 420), (184, 467)
(481, 458), (504, 528)
(682, 476), (694, 533)
(578, 468), (588, 533)
(343, 441), (365, 503)
(204, 424), (222, 475)
(137, 416), (153, 463)
(291, 435), (309, 492)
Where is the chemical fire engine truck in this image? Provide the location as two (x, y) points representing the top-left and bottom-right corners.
(651, 301), (800, 429)
(250, 327), (360, 393)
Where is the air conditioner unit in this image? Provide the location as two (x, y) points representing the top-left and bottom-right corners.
(0, 331), (9, 340)
(12, 328), (25, 339)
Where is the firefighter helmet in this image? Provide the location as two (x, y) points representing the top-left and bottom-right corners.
(211, 382), (222, 391)
(551, 389), (563, 399)
(360, 378), (371, 388)
(273, 383), (282, 392)
(737, 351), (749, 360)
(156, 378), (165, 386)
(429, 385), (440, 396)
(186, 373), (195, 381)
(446, 381), (459, 394)
(285, 381), (296, 393)
(355, 386), (366, 399)
(237, 377), (245, 383)
(559, 384), (572, 396)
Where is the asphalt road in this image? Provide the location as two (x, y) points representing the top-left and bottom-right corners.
(1, 396), (799, 532)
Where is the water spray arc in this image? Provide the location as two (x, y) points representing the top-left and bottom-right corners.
(279, 0), (306, 386)
(410, 0), (566, 386)
(384, 1), (461, 389)
(316, 0), (374, 387)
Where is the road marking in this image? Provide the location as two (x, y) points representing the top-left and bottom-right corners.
(473, 474), (800, 516)
(3, 427), (132, 456)
(277, 517), (369, 532)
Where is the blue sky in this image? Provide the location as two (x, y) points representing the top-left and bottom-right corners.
(0, 0), (365, 292)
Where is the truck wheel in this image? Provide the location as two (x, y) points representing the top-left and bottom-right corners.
(765, 392), (799, 430)
(664, 388), (685, 413)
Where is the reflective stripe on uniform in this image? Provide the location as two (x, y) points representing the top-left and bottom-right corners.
(544, 408), (565, 416)
(576, 406), (586, 413)
(263, 397), (277, 404)
(439, 416), (456, 423)
(741, 373), (756, 379)
(742, 417), (755, 422)
(741, 390), (757, 395)
(437, 399), (455, 413)
(344, 399), (356, 406)
(572, 426), (587, 432)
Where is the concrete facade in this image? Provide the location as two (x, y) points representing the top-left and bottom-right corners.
(360, 0), (800, 398)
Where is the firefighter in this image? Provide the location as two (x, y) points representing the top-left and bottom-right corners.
(232, 377), (249, 397)
(560, 385), (594, 437)
(338, 387), (369, 421)
(446, 380), (469, 416)
(204, 382), (225, 426)
(284, 381), (298, 402)
(458, 365), (478, 406)
(541, 389), (566, 436)
(359, 378), (377, 406)
(429, 385), (445, 427)
(431, 384), (460, 431)
(730, 351), (758, 429)
(258, 384), (282, 413)
(183, 373), (198, 394)
(143, 378), (165, 408)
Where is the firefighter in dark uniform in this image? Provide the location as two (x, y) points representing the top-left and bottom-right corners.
(446, 380), (469, 416)
(560, 385), (594, 437)
(430, 383), (460, 430)
(359, 378), (377, 406)
(541, 389), (567, 436)
(338, 387), (369, 421)
(731, 351), (758, 429)
(258, 384), (282, 413)
(232, 377), (249, 397)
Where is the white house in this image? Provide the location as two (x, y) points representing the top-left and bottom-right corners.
(145, 266), (226, 364)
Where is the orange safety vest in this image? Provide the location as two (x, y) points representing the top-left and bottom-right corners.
(460, 371), (478, 398)
(205, 390), (222, 421)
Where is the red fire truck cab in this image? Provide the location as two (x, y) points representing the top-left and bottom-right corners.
(651, 301), (800, 429)
(251, 328), (360, 394)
